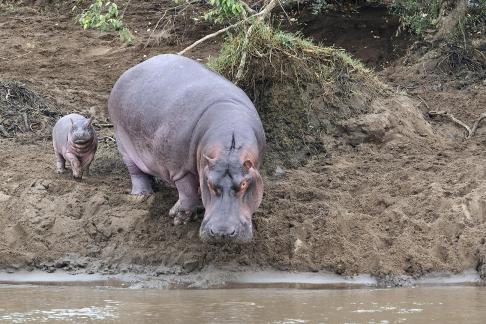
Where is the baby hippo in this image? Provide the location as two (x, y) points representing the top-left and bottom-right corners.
(52, 113), (97, 180)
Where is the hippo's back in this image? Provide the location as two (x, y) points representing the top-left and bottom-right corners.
(107, 54), (261, 180)
(108, 54), (254, 130)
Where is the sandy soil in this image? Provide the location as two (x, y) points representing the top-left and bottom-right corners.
(0, 1), (485, 283)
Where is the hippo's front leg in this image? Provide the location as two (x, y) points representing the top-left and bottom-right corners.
(55, 151), (66, 174)
(170, 173), (201, 225)
(81, 152), (96, 177)
(65, 152), (83, 180)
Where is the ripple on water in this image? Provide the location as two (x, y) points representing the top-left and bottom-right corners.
(0, 305), (119, 323)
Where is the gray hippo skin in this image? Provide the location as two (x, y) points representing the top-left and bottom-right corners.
(52, 113), (98, 180)
(108, 54), (266, 242)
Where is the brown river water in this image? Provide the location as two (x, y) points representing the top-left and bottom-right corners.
(1, 284), (485, 323)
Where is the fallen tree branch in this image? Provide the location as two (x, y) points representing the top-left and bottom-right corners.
(428, 110), (472, 137)
(235, 23), (256, 83)
(177, 0), (277, 56)
(241, 1), (257, 15)
(234, 0), (277, 82)
(178, 19), (247, 55)
(428, 110), (486, 139)
(470, 113), (486, 138)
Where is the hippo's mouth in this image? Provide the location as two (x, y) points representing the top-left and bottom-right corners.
(73, 139), (90, 144)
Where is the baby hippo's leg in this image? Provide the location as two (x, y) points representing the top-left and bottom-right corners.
(55, 151), (66, 174)
(170, 173), (201, 225)
(65, 152), (83, 180)
(81, 152), (96, 177)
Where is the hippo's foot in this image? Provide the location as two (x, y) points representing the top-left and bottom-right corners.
(169, 200), (197, 225)
(56, 167), (66, 174)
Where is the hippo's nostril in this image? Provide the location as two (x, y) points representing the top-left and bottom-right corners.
(209, 228), (216, 237)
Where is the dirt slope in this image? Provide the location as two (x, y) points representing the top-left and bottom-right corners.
(0, 2), (485, 282)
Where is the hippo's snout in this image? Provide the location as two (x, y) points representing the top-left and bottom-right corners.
(200, 219), (252, 243)
(209, 225), (238, 239)
(73, 138), (90, 144)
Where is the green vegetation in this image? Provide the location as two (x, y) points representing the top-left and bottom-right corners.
(204, 0), (245, 23)
(75, 0), (134, 44)
(391, 0), (441, 35)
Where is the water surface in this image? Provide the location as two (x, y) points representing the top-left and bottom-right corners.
(1, 285), (486, 323)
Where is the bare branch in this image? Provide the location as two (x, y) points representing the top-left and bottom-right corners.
(241, 1), (257, 15)
(428, 110), (472, 137)
(235, 24), (256, 83)
(177, 0), (277, 56)
(470, 113), (486, 138)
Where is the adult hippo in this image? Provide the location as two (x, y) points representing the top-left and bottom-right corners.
(108, 54), (266, 242)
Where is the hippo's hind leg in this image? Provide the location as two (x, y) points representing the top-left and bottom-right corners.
(123, 158), (154, 195)
(170, 173), (201, 225)
(55, 151), (66, 174)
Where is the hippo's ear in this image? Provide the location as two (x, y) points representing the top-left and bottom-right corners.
(245, 167), (263, 212)
(84, 117), (93, 128)
(203, 154), (217, 168)
(243, 160), (253, 172)
(69, 118), (75, 129)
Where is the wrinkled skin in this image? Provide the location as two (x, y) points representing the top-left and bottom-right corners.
(108, 54), (265, 243)
(52, 113), (98, 180)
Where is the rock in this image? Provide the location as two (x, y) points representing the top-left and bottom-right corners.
(275, 166), (285, 177)
(183, 260), (200, 273)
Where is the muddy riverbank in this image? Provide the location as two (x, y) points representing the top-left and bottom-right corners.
(0, 1), (485, 284)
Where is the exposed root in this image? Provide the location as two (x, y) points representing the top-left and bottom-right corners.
(428, 110), (486, 139)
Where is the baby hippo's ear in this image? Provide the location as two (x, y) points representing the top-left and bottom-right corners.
(84, 117), (93, 128)
(69, 118), (75, 129)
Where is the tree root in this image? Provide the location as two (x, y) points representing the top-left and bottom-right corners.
(428, 110), (486, 139)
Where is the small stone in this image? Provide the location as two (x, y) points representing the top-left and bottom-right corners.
(275, 166), (285, 177)
(183, 260), (200, 273)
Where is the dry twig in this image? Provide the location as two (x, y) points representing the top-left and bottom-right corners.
(428, 110), (486, 139)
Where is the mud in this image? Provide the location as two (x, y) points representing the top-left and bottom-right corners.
(0, 1), (486, 284)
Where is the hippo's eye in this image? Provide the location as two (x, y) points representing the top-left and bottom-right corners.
(239, 180), (248, 191)
(208, 181), (222, 195)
